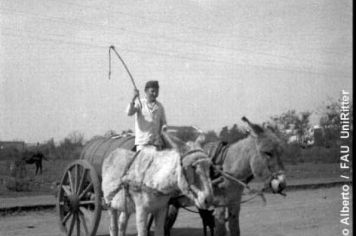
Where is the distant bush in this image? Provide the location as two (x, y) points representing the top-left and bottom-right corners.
(0, 148), (22, 161)
(282, 143), (302, 164)
(282, 143), (341, 164)
(39, 132), (84, 160)
(299, 146), (339, 163)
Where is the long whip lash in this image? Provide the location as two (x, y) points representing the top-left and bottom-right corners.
(108, 45), (142, 106)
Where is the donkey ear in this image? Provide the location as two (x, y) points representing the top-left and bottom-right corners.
(195, 133), (206, 146)
(161, 125), (189, 154)
(161, 125), (179, 149)
(241, 116), (264, 136)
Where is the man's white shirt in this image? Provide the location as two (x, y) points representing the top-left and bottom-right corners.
(126, 98), (167, 146)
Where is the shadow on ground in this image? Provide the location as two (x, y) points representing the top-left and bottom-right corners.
(98, 227), (203, 236)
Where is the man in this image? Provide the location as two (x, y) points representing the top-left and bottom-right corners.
(126, 80), (167, 151)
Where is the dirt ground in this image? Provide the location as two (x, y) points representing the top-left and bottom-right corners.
(0, 186), (351, 236)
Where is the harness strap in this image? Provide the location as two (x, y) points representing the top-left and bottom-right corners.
(212, 166), (266, 205)
(181, 149), (206, 159)
(106, 150), (141, 203)
(179, 149), (211, 198)
(121, 150), (141, 179)
(210, 142), (229, 166)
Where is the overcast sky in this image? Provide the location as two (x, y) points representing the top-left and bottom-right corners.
(0, 0), (352, 143)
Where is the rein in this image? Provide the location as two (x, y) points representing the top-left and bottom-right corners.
(212, 166), (265, 200)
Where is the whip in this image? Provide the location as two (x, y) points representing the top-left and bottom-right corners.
(108, 45), (142, 106)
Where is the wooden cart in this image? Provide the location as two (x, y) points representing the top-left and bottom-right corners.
(56, 135), (135, 236)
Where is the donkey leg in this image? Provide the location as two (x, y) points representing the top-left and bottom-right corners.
(227, 205), (241, 236)
(198, 209), (210, 236)
(209, 225), (215, 236)
(146, 213), (154, 236)
(165, 203), (179, 236)
(34, 163), (39, 175)
(214, 207), (227, 236)
(108, 208), (118, 236)
(154, 206), (168, 236)
(39, 161), (43, 174)
(136, 206), (149, 236)
(203, 224), (207, 236)
(118, 211), (130, 236)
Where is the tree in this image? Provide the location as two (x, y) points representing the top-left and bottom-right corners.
(295, 111), (312, 141)
(271, 110), (299, 131)
(204, 130), (219, 143)
(67, 131), (84, 146)
(319, 99), (353, 129)
(270, 110), (312, 145)
(319, 98), (353, 146)
(55, 131), (84, 159)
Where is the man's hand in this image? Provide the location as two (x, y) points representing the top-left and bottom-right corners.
(132, 89), (139, 102)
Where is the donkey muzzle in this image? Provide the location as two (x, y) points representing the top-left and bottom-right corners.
(270, 174), (287, 195)
(194, 190), (214, 210)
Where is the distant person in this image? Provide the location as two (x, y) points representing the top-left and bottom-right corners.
(126, 80), (167, 151)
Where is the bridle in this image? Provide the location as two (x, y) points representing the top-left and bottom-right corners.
(180, 149), (212, 197)
(251, 138), (286, 196)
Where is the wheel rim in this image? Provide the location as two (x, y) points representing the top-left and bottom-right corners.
(57, 160), (101, 236)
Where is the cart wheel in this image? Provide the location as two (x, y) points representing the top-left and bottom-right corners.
(57, 160), (101, 236)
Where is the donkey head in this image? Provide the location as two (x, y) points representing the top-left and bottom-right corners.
(162, 126), (214, 209)
(242, 117), (287, 194)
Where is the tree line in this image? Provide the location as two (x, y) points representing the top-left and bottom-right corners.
(0, 98), (352, 162)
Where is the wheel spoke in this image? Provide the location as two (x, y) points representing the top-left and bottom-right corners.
(77, 169), (88, 195)
(79, 182), (93, 199)
(76, 213), (80, 236)
(62, 185), (72, 196)
(74, 164), (79, 193)
(67, 169), (75, 193)
(68, 213), (76, 236)
(79, 211), (89, 235)
(79, 200), (96, 206)
(62, 211), (72, 225)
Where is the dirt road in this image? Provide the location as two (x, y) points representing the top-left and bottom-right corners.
(0, 186), (350, 236)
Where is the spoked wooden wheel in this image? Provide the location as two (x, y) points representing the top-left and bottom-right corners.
(57, 160), (102, 236)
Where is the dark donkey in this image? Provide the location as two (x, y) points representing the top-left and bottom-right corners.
(162, 117), (287, 236)
(23, 151), (48, 175)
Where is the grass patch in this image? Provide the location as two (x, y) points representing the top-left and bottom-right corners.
(0, 144), (349, 198)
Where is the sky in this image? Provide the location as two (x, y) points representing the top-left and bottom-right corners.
(0, 0), (353, 143)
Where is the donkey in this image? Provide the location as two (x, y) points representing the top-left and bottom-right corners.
(164, 117), (287, 236)
(22, 151), (48, 175)
(102, 129), (214, 236)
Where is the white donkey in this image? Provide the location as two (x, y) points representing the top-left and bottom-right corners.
(102, 131), (214, 236)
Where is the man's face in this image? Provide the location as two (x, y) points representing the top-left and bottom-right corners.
(145, 87), (159, 102)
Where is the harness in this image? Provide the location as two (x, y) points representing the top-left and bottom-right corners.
(106, 148), (210, 208)
(105, 150), (141, 208)
(180, 149), (211, 197)
(206, 141), (266, 206)
(206, 141), (229, 167)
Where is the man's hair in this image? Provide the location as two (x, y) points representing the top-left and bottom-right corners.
(145, 80), (159, 91)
